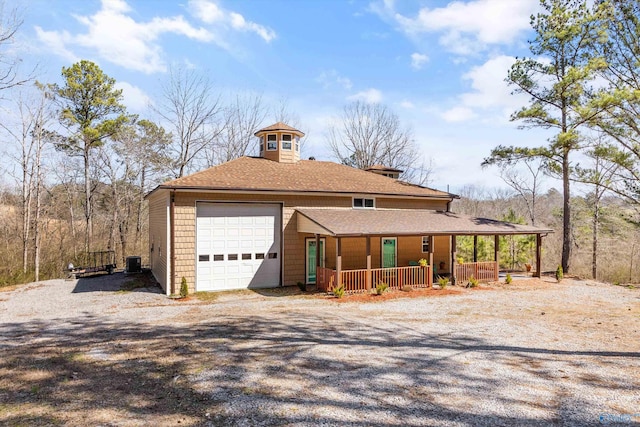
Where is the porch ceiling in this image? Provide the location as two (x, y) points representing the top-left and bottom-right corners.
(296, 208), (553, 237)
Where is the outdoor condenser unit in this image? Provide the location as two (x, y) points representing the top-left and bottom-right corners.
(126, 256), (142, 273)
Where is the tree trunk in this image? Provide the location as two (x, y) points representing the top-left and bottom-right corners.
(561, 150), (571, 273)
(34, 155), (42, 282)
(84, 146), (92, 253)
(592, 185), (601, 280)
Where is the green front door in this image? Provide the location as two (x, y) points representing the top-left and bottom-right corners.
(306, 239), (325, 283)
(382, 238), (397, 268)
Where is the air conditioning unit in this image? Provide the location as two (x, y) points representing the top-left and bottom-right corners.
(126, 256), (141, 273)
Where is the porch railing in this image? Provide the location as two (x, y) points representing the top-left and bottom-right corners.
(317, 265), (432, 293)
(454, 261), (498, 283)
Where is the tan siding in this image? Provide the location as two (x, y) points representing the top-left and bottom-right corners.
(148, 190), (168, 293)
(165, 190), (451, 290)
(376, 198), (449, 210)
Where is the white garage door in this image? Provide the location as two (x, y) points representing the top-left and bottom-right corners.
(196, 203), (281, 291)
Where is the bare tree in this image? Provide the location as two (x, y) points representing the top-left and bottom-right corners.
(0, 2), (31, 92)
(498, 158), (545, 225)
(154, 66), (223, 177)
(327, 101), (421, 182)
(573, 137), (621, 279)
(205, 92), (267, 166)
(0, 87), (53, 279)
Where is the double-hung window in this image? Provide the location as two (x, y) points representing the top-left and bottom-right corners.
(267, 134), (277, 151)
(282, 134), (292, 150)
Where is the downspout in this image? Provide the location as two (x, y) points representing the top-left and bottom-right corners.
(446, 200), (452, 212)
(170, 190), (176, 295)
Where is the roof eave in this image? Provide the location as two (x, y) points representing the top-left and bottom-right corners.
(149, 185), (456, 200)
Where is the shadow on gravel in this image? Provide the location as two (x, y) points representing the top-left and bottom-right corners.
(0, 313), (638, 426)
(72, 271), (162, 294)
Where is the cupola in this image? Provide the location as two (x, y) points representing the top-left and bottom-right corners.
(254, 122), (305, 163)
(365, 165), (403, 179)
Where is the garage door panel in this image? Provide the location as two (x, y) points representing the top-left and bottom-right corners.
(196, 203), (281, 291)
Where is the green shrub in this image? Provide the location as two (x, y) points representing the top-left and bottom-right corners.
(437, 276), (449, 289)
(376, 282), (388, 295)
(555, 265), (563, 282)
(333, 284), (345, 299)
(180, 276), (189, 298)
(505, 273), (512, 285)
(468, 276), (479, 288)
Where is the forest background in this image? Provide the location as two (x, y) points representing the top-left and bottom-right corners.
(2, 0), (640, 286)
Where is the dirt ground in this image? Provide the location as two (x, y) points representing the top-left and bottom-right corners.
(0, 272), (638, 426)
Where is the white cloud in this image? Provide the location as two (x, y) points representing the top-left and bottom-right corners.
(316, 69), (352, 90)
(34, 27), (78, 63)
(347, 88), (383, 104)
(410, 52), (428, 70)
(228, 12), (276, 42)
(35, 0), (275, 74)
(454, 55), (532, 121)
(115, 81), (151, 112)
(399, 100), (415, 109)
(441, 106), (477, 122)
(190, 0), (276, 42)
(189, 0), (224, 23)
(375, 0), (538, 55)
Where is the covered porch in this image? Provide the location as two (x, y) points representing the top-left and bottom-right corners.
(297, 208), (553, 294)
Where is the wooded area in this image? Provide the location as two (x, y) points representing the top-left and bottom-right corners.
(1, 0), (640, 286)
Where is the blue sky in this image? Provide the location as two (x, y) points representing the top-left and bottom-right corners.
(13, 0), (555, 193)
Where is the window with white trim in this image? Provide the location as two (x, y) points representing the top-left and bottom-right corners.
(295, 136), (300, 151)
(267, 134), (277, 150)
(422, 236), (431, 253)
(282, 134), (292, 150)
(353, 197), (375, 209)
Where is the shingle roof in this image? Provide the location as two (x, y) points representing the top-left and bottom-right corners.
(254, 122), (305, 136)
(154, 156), (453, 198)
(296, 208), (553, 236)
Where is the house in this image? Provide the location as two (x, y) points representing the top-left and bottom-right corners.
(145, 122), (552, 295)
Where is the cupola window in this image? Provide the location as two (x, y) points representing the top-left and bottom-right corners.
(282, 134), (292, 150)
(267, 134), (277, 151)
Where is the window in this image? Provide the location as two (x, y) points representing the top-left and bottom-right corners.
(255, 253), (265, 260)
(267, 134), (277, 150)
(199, 255), (210, 262)
(268, 252), (278, 259)
(282, 134), (292, 150)
(353, 197), (375, 209)
(259, 138), (264, 152)
(242, 253), (252, 260)
(228, 254), (238, 261)
(422, 236), (431, 253)
(295, 136), (300, 151)
(213, 254), (224, 261)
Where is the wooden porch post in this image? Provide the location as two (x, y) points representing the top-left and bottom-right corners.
(494, 235), (500, 281)
(473, 235), (478, 262)
(336, 237), (342, 288)
(366, 235), (372, 290)
(451, 235), (457, 285)
(315, 234), (320, 282)
(428, 235), (434, 286)
(535, 234), (542, 278)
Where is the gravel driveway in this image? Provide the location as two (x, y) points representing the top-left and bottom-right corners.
(0, 272), (638, 426)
